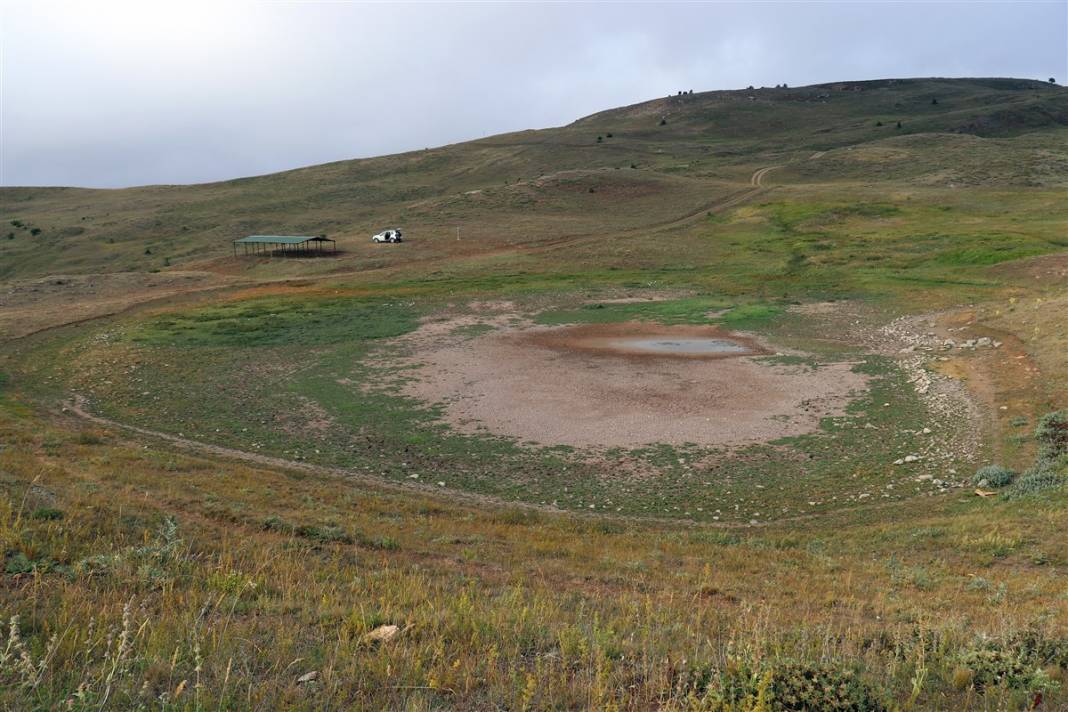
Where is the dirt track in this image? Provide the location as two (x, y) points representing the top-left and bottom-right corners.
(4, 165), (782, 346)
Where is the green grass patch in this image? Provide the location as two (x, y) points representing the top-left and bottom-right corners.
(131, 297), (420, 348)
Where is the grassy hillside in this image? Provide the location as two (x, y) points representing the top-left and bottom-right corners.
(0, 78), (1064, 280)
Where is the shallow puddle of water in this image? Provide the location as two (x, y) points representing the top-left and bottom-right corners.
(606, 336), (753, 355)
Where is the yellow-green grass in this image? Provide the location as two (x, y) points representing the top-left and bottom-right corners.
(1, 391), (1066, 710)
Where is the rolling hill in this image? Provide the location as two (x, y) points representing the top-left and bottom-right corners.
(1, 77), (1065, 280)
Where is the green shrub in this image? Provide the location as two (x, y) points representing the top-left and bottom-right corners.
(1004, 467), (1064, 499)
(958, 646), (1031, 692)
(1035, 410), (1068, 460)
(1008, 629), (1068, 669)
(5, 551), (35, 574)
(295, 523), (353, 544)
(971, 464), (1015, 488)
(30, 507), (64, 521)
(705, 660), (887, 710)
(262, 515), (294, 534)
(957, 636), (1063, 693)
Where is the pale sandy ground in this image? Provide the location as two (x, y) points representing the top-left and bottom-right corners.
(394, 313), (869, 449)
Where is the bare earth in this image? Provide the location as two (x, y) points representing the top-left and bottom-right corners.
(396, 315), (870, 449)
(0, 271), (229, 339)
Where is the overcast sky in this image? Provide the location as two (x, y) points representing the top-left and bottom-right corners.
(2, 1), (1065, 188)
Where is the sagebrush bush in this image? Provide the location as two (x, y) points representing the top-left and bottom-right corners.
(957, 634), (1063, 693)
(1004, 467), (1064, 499)
(958, 647), (1030, 692)
(1008, 629), (1068, 669)
(1035, 410), (1068, 460)
(703, 659), (887, 711)
(972, 464), (1015, 488)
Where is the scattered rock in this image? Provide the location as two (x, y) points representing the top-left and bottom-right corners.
(362, 625), (400, 644)
(297, 671), (319, 684)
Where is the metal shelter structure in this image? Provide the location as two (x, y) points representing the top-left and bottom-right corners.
(233, 235), (337, 257)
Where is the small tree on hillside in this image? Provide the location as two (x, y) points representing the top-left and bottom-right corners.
(659, 118), (667, 126)
(1050, 78), (1057, 84)
(931, 97), (938, 105)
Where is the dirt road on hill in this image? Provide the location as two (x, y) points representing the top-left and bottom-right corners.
(3, 165), (784, 343)
(508, 164), (781, 257)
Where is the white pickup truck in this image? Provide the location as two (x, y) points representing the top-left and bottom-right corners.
(371, 228), (403, 243)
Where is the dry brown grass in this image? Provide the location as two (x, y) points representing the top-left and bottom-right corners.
(1, 391), (1065, 709)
